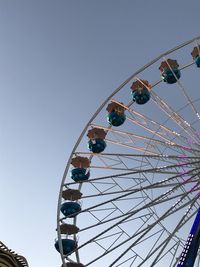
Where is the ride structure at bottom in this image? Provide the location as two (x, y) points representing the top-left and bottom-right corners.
(0, 241), (29, 267)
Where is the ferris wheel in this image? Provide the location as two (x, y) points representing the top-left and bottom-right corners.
(55, 36), (200, 267)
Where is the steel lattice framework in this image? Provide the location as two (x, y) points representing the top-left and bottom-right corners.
(56, 36), (200, 267)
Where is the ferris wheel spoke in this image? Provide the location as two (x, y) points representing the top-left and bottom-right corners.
(81, 176), (200, 200)
(92, 212), (153, 258)
(106, 138), (159, 155)
(76, 152), (200, 160)
(89, 156), (199, 172)
(168, 210), (200, 267)
(114, 229), (165, 267)
(163, 241), (181, 267)
(84, 188), (198, 267)
(64, 160), (200, 189)
(151, 91), (199, 143)
(89, 170), (200, 204)
(143, 189), (200, 265)
(94, 231), (124, 253)
(146, 202), (198, 266)
(138, 231), (179, 266)
(115, 254), (139, 267)
(163, 56), (200, 120)
(90, 152), (151, 169)
(91, 123), (195, 156)
(75, 152), (200, 174)
(77, 193), (177, 250)
(138, 228), (172, 266)
(151, 242), (182, 267)
(74, 176), (200, 255)
(107, 189), (199, 267)
(63, 163), (200, 200)
(62, 172), (200, 265)
(87, 181), (138, 224)
(111, 100), (190, 147)
(89, 190), (151, 231)
(81, 182), (200, 231)
(95, 153), (131, 170)
(169, 241), (182, 267)
(89, 159), (199, 177)
(91, 123), (177, 146)
(88, 207), (119, 225)
(107, 173), (200, 266)
(89, 165), (181, 173)
(79, 206), (152, 234)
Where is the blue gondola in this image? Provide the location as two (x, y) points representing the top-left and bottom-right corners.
(194, 56), (200, 68)
(60, 202), (81, 217)
(131, 87), (150, 104)
(191, 46), (200, 68)
(161, 68), (181, 84)
(107, 111), (126, 126)
(70, 168), (90, 182)
(88, 138), (106, 153)
(55, 239), (77, 255)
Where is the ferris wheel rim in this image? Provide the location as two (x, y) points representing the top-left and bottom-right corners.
(56, 36), (200, 267)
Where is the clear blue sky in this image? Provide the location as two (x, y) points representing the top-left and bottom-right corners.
(0, 1), (199, 266)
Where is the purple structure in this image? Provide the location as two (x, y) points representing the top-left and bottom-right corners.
(177, 208), (200, 267)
